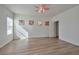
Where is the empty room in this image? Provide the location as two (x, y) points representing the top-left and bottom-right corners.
(0, 4), (79, 55)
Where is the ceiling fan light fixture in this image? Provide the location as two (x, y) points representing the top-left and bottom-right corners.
(35, 4), (49, 13)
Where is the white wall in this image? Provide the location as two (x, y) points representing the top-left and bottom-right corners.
(0, 5), (14, 48)
(14, 15), (55, 39)
(52, 5), (79, 46)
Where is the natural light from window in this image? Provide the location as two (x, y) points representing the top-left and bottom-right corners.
(7, 17), (13, 35)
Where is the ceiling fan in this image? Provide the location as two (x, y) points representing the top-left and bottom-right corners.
(35, 4), (49, 13)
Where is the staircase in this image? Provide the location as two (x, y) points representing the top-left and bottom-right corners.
(15, 24), (28, 39)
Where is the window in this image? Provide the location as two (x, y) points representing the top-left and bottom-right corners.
(7, 17), (13, 35)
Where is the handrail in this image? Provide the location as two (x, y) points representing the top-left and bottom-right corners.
(16, 30), (26, 37)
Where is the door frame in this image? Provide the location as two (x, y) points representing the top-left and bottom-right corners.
(54, 21), (59, 38)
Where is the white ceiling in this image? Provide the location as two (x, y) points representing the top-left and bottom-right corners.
(5, 4), (78, 17)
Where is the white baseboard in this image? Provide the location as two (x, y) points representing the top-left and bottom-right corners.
(59, 37), (79, 46)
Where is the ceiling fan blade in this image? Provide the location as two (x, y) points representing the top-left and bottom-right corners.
(44, 8), (49, 10)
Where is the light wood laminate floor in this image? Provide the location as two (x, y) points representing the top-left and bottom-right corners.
(0, 37), (79, 55)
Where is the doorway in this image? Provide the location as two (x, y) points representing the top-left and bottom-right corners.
(54, 21), (59, 38)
